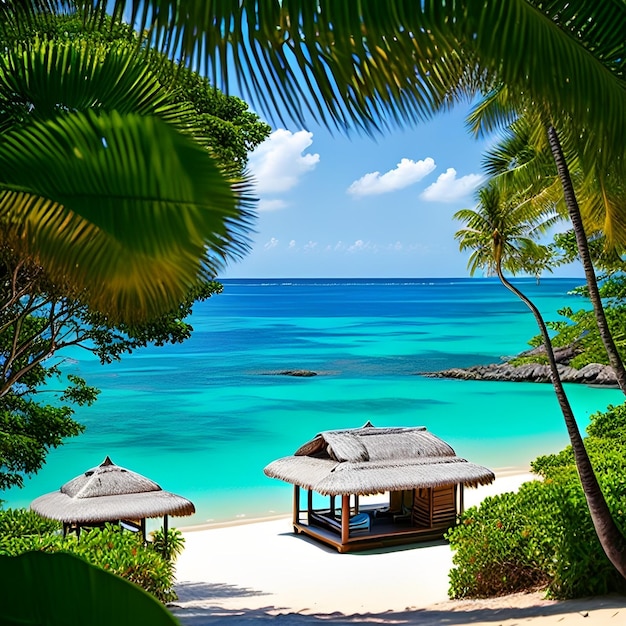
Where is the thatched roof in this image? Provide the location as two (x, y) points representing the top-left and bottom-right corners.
(30, 457), (195, 523)
(264, 423), (495, 496)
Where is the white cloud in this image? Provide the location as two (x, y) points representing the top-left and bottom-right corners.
(257, 198), (287, 212)
(420, 168), (484, 202)
(347, 239), (371, 252)
(288, 240), (297, 249)
(347, 157), (436, 197)
(264, 237), (279, 249)
(248, 129), (320, 195)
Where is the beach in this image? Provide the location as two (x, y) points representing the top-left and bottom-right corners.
(171, 471), (626, 625)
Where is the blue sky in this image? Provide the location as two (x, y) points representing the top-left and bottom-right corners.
(222, 104), (580, 280)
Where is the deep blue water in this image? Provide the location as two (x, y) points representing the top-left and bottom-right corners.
(4, 277), (623, 527)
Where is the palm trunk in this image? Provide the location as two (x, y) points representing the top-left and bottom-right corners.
(547, 125), (626, 395)
(496, 264), (626, 578)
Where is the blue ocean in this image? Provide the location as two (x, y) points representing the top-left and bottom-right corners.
(4, 277), (624, 527)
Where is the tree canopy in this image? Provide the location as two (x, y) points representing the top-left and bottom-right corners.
(0, 11), (270, 490)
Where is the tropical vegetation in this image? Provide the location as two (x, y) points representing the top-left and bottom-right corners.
(0, 10), (270, 492)
(0, 5), (266, 323)
(3, 0), (626, 612)
(448, 402), (626, 599)
(0, 551), (181, 625)
(0, 509), (184, 603)
(467, 96), (626, 394)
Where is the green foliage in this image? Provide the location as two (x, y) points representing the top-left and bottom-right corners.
(587, 403), (626, 439)
(75, 525), (177, 603)
(0, 394), (85, 490)
(0, 507), (61, 538)
(0, 260), (223, 491)
(518, 283), (626, 369)
(0, 551), (181, 626)
(0, 6), (270, 488)
(508, 353), (549, 366)
(0, 520), (178, 603)
(151, 527), (185, 563)
(1, 12), (270, 174)
(552, 231), (626, 276)
(448, 402), (626, 599)
(447, 483), (554, 598)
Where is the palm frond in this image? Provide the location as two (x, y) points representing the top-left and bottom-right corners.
(97, 1), (470, 132)
(55, 1), (624, 166)
(0, 110), (252, 321)
(0, 37), (200, 134)
(466, 86), (519, 138)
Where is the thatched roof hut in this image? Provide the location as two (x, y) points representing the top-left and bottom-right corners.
(31, 456), (195, 540)
(264, 423), (495, 552)
(264, 423), (495, 495)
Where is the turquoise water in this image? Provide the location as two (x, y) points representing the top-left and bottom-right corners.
(4, 277), (624, 526)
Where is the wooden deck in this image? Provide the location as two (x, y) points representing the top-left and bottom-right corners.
(294, 506), (453, 553)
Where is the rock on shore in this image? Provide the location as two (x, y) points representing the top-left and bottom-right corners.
(423, 361), (617, 386)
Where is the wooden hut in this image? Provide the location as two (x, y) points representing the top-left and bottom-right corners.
(264, 423), (495, 552)
(30, 456), (195, 542)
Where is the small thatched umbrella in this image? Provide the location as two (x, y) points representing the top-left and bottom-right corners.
(31, 456), (195, 542)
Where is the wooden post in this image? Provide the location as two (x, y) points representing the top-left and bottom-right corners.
(330, 495), (336, 518)
(429, 488), (434, 528)
(355, 494), (359, 514)
(341, 495), (350, 545)
(141, 518), (147, 544)
(163, 515), (169, 551)
(459, 483), (465, 516)
(293, 485), (300, 525)
(307, 489), (313, 517)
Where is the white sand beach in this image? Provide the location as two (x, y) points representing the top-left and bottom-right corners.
(171, 472), (626, 625)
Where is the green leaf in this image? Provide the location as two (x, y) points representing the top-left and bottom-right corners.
(0, 109), (252, 321)
(80, 0), (626, 167)
(0, 551), (181, 626)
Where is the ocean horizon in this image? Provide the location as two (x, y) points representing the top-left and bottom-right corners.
(4, 277), (624, 529)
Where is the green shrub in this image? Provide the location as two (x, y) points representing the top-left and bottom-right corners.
(587, 403), (626, 440)
(448, 400), (626, 600)
(0, 508), (61, 538)
(0, 515), (177, 603)
(151, 527), (185, 563)
(447, 482), (554, 598)
(74, 525), (177, 603)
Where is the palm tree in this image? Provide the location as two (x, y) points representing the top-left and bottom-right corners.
(455, 182), (626, 577)
(546, 126), (626, 394)
(468, 94), (626, 394)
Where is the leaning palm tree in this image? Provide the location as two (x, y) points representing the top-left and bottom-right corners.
(455, 182), (626, 578)
(468, 93), (626, 395)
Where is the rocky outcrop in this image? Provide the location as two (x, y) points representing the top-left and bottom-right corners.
(275, 369), (318, 377)
(423, 362), (617, 386)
